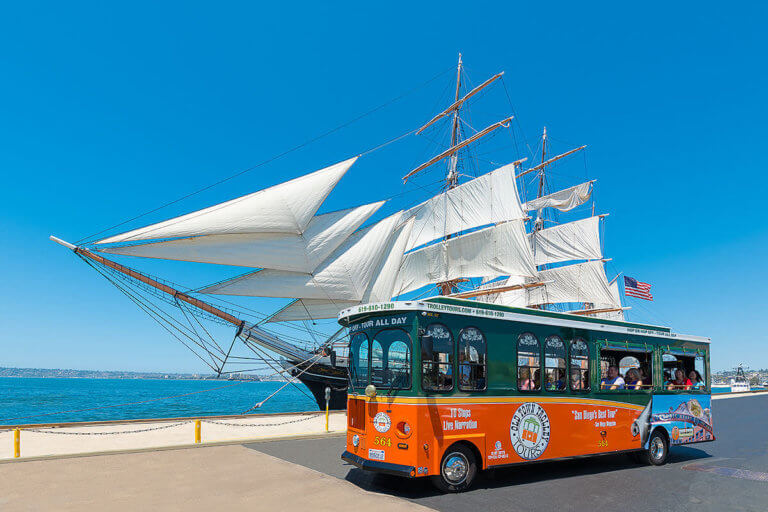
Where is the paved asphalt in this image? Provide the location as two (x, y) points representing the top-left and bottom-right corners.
(245, 395), (768, 512)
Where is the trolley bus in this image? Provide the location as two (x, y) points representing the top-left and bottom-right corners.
(339, 297), (713, 492)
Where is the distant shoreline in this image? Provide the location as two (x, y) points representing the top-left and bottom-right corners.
(0, 367), (286, 381)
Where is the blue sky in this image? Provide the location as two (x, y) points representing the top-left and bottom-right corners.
(1, 1), (766, 373)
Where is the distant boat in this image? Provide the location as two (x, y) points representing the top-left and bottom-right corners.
(729, 364), (751, 392)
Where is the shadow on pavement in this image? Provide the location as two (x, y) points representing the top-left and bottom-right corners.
(343, 448), (713, 498)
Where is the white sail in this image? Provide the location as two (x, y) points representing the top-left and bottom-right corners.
(530, 216), (602, 266)
(404, 162), (524, 251)
(199, 211), (404, 300)
(98, 201), (383, 272)
(476, 275), (528, 307)
(525, 260), (615, 306)
(394, 220), (536, 295)
(97, 157), (357, 244)
(592, 279), (625, 320)
(267, 217), (415, 322)
(268, 299), (361, 322)
(524, 181), (593, 212)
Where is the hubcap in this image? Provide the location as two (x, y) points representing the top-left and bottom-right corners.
(650, 437), (665, 461)
(442, 453), (469, 485)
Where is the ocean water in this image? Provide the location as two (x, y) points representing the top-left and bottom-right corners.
(0, 378), (317, 425)
(711, 385), (764, 394)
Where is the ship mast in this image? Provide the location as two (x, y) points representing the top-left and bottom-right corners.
(537, 126), (547, 200)
(402, 54), (511, 296)
(447, 53), (463, 189)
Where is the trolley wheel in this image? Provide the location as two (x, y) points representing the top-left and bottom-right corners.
(430, 444), (478, 493)
(643, 430), (669, 466)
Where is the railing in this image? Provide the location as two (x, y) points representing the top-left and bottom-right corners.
(0, 410), (340, 459)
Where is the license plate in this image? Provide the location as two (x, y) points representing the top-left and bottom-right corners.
(368, 449), (385, 461)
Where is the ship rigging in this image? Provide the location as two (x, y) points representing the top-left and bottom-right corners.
(52, 55), (629, 410)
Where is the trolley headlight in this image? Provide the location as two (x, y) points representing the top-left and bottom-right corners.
(365, 384), (377, 398)
(352, 434), (360, 447)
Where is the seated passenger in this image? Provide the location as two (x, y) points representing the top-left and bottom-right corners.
(688, 370), (704, 389)
(640, 366), (652, 387)
(570, 371), (583, 390)
(556, 369), (566, 390)
(518, 368), (534, 390)
(533, 369), (541, 390)
(625, 368), (643, 390)
(601, 365), (625, 390)
(666, 369), (692, 390)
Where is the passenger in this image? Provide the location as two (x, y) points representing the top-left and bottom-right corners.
(666, 369), (691, 390)
(570, 370), (583, 390)
(639, 365), (652, 387)
(601, 365), (625, 390)
(518, 368), (534, 390)
(556, 369), (566, 390)
(625, 368), (643, 390)
(545, 369), (566, 391)
(688, 370), (704, 389)
(545, 371), (556, 391)
(533, 369), (541, 390)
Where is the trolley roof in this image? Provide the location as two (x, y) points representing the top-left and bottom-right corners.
(337, 297), (710, 344)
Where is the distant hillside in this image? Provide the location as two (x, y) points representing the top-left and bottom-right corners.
(0, 367), (269, 381)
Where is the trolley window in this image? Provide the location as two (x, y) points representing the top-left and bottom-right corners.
(421, 323), (453, 391)
(663, 351), (705, 390)
(600, 345), (652, 391)
(458, 327), (487, 391)
(517, 333), (541, 391)
(371, 329), (411, 390)
(544, 335), (566, 391)
(349, 332), (369, 387)
(569, 338), (590, 391)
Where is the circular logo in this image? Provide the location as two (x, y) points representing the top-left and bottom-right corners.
(373, 412), (391, 433)
(494, 440), (502, 450)
(671, 426), (680, 441)
(510, 403), (551, 460)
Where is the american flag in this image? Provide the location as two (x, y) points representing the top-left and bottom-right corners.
(624, 276), (653, 301)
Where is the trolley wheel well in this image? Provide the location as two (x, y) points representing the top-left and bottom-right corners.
(649, 425), (670, 446)
(445, 440), (483, 470)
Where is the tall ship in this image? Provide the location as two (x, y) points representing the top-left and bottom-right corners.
(53, 56), (630, 410)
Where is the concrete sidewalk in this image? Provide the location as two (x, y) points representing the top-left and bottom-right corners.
(0, 443), (435, 512)
(0, 411), (346, 460)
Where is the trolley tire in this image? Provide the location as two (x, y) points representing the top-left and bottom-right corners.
(430, 444), (478, 493)
(643, 430), (669, 466)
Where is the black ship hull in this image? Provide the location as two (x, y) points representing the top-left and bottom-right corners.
(286, 359), (348, 410)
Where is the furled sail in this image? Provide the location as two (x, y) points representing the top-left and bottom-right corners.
(394, 220), (537, 295)
(98, 201), (383, 272)
(404, 161), (524, 251)
(96, 157), (357, 244)
(524, 181), (593, 212)
(267, 217), (415, 322)
(199, 211), (405, 301)
(530, 216), (602, 266)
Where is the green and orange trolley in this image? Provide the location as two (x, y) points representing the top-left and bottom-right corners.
(340, 297), (713, 492)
